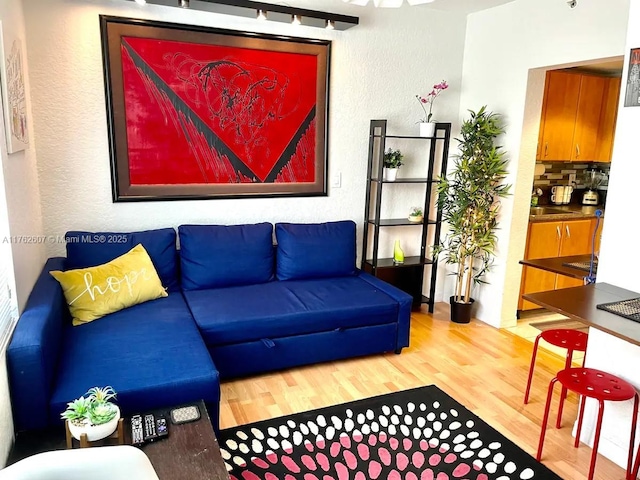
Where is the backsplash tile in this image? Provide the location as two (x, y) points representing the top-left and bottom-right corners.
(534, 162), (610, 189)
(533, 162), (610, 206)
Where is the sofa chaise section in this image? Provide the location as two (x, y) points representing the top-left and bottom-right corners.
(7, 228), (220, 432)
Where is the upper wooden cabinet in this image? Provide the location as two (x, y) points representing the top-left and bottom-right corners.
(537, 70), (621, 162)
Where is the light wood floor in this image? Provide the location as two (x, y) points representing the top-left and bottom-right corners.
(218, 303), (627, 480)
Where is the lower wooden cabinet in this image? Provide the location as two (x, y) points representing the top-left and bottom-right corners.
(519, 218), (599, 311)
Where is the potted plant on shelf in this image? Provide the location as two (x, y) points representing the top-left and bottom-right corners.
(435, 106), (510, 324)
(416, 80), (448, 137)
(61, 386), (120, 442)
(383, 148), (404, 181)
(408, 206), (424, 223)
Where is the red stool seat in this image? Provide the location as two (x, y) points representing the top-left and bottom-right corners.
(536, 367), (639, 480)
(557, 368), (637, 401)
(524, 328), (588, 405)
(541, 329), (588, 351)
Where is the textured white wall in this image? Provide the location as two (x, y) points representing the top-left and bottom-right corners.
(0, 0), (44, 311)
(597, 0), (640, 291)
(0, 0), (42, 466)
(23, 0), (467, 276)
(459, 0), (630, 328)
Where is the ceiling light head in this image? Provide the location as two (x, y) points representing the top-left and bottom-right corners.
(179, 0), (189, 7)
(257, 9), (267, 20)
(567, 0), (577, 7)
(134, 0), (146, 4)
(325, 20), (335, 30)
(291, 14), (302, 25)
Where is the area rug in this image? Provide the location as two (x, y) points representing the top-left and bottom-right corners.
(218, 385), (561, 480)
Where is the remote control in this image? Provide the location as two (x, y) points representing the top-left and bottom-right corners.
(170, 405), (201, 425)
(156, 416), (169, 439)
(143, 413), (158, 442)
(131, 414), (144, 446)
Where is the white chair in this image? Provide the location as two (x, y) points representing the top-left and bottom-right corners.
(0, 445), (159, 480)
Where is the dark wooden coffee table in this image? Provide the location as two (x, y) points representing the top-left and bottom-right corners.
(132, 401), (229, 480)
(9, 400), (229, 480)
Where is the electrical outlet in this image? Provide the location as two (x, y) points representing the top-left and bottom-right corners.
(568, 173), (576, 184)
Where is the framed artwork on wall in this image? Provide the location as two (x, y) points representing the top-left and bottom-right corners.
(624, 48), (640, 107)
(100, 16), (330, 202)
(0, 21), (29, 154)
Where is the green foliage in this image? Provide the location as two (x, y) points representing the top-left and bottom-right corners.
(86, 386), (117, 403)
(383, 149), (404, 169)
(435, 106), (511, 304)
(410, 207), (423, 217)
(60, 397), (92, 423)
(60, 386), (118, 426)
(87, 402), (118, 425)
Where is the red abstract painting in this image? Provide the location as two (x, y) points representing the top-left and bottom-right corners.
(101, 17), (330, 201)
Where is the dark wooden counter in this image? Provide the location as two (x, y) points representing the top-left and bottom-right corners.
(519, 254), (595, 280)
(523, 283), (640, 346)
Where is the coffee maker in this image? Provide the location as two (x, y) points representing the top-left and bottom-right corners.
(582, 168), (606, 205)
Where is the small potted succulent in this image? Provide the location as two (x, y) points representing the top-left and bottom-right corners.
(383, 148), (404, 182)
(408, 206), (424, 223)
(61, 386), (120, 442)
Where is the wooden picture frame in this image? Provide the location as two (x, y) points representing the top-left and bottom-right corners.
(624, 47), (640, 107)
(100, 16), (330, 201)
(0, 21), (29, 154)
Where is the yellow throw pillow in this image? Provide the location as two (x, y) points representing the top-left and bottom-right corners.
(50, 244), (168, 326)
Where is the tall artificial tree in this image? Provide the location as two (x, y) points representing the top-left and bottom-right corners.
(436, 107), (510, 304)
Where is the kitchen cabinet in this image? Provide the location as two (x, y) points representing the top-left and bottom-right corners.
(595, 77), (621, 163)
(519, 218), (594, 310)
(537, 70), (620, 162)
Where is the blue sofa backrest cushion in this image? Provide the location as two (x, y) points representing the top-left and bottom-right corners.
(275, 221), (357, 281)
(179, 223), (274, 290)
(65, 228), (179, 291)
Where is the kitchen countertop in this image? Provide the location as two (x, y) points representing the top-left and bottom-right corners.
(519, 254), (595, 279)
(523, 283), (640, 346)
(529, 204), (605, 222)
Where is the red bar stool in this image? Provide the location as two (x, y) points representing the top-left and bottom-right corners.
(536, 367), (639, 480)
(524, 328), (588, 405)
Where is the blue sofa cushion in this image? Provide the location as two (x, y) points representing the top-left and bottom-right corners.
(275, 221), (356, 281)
(65, 228), (179, 292)
(179, 223), (274, 290)
(49, 294), (219, 421)
(183, 274), (399, 346)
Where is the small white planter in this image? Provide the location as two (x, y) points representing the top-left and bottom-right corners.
(408, 214), (423, 223)
(383, 168), (398, 182)
(68, 406), (121, 442)
(419, 122), (436, 138)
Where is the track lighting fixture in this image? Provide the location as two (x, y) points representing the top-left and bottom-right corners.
(125, 0), (358, 30)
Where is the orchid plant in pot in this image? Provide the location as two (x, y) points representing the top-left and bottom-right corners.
(434, 106), (510, 324)
(416, 80), (449, 137)
(61, 386), (120, 441)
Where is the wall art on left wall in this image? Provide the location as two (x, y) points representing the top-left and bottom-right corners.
(101, 16), (330, 202)
(0, 21), (29, 154)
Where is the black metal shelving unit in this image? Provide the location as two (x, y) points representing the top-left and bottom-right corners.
(361, 119), (451, 312)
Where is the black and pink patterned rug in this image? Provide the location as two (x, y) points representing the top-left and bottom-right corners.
(218, 385), (561, 480)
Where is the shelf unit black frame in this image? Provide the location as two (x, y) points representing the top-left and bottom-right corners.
(361, 119), (451, 312)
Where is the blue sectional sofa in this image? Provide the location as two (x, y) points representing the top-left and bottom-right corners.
(7, 221), (412, 433)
